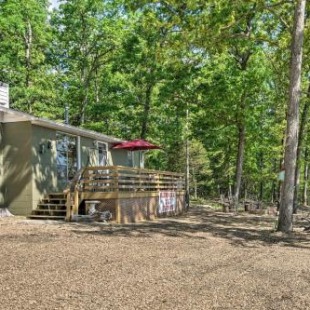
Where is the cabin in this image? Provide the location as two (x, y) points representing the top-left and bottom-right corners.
(0, 83), (185, 223)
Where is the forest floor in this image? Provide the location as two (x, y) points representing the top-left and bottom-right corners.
(1, 205), (310, 310)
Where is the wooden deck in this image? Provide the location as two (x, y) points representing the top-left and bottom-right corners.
(65, 165), (186, 223)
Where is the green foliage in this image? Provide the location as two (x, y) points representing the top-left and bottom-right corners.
(1, 0), (309, 204)
(50, 0), (125, 125)
(0, 0), (56, 115)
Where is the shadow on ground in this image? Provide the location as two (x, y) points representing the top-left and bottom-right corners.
(70, 206), (310, 249)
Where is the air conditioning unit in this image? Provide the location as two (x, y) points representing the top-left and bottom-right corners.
(0, 82), (9, 108)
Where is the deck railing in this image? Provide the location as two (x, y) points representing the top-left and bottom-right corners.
(80, 165), (185, 192)
(65, 165), (185, 220)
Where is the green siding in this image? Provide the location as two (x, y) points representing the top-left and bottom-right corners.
(31, 125), (58, 208)
(80, 138), (112, 166)
(0, 120), (129, 216)
(111, 149), (131, 166)
(2, 122), (32, 215)
(80, 137), (96, 167)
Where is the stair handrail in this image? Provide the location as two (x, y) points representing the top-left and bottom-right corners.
(64, 168), (86, 221)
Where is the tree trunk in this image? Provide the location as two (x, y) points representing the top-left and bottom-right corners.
(24, 19), (32, 87)
(228, 185), (233, 204)
(293, 82), (310, 213)
(185, 108), (190, 209)
(258, 151), (264, 201)
(233, 121), (246, 211)
(232, 87), (247, 211)
(303, 147), (309, 207)
(230, 7), (253, 209)
(24, 19), (33, 112)
(79, 92), (89, 125)
(271, 179), (275, 203)
(193, 177), (197, 200)
(140, 84), (153, 139)
(225, 142), (232, 201)
(277, 0), (306, 233)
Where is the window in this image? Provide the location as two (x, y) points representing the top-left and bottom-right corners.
(98, 142), (108, 166)
(56, 132), (77, 188)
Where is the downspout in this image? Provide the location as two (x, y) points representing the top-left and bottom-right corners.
(77, 136), (81, 170)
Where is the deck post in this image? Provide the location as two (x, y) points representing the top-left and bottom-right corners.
(114, 167), (121, 222)
(72, 189), (79, 216)
(65, 190), (71, 221)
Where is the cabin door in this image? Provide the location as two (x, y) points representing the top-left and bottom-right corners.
(56, 132), (77, 189)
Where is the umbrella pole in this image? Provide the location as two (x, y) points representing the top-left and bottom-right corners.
(140, 151), (145, 168)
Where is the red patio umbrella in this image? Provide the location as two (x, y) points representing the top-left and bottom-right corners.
(112, 139), (161, 151)
(112, 139), (161, 168)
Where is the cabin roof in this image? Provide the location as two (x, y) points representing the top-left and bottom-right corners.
(0, 106), (123, 144)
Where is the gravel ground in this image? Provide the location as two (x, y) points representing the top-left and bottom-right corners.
(1, 206), (310, 310)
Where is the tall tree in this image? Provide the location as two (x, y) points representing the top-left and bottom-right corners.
(0, 0), (53, 115)
(277, 0), (306, 233)
(229, 5), (255, 210)
(51, 0), (123, 125)
(293, 80), (310, 213)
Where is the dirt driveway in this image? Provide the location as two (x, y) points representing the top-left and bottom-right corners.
(1, 206), (310, 310)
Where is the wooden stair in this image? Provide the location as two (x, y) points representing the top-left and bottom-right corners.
(28, 193), (67, 220)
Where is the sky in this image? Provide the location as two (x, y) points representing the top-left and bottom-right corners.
(50, 0), (60, 9)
